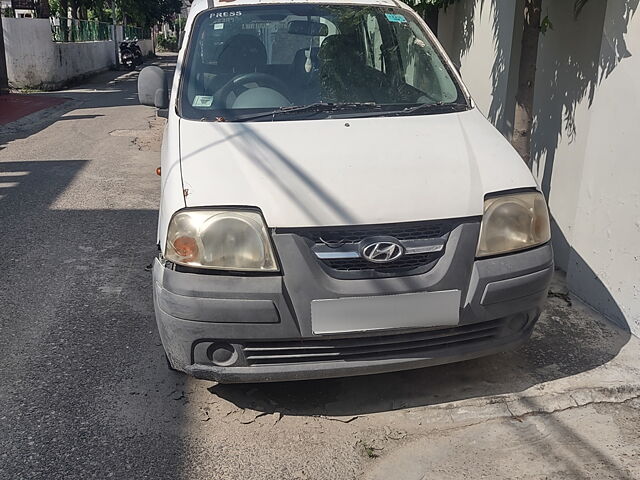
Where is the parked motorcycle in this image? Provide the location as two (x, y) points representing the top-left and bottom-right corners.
(119, 38), (143, 70)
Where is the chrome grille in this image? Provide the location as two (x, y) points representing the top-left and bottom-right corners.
(279, 219), (466, 278)
(323, 252), (440, 272)
(243, 319), (506, 365)
(288, 219), (457, 245)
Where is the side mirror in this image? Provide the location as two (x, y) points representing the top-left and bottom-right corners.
(138, 66), (169, 109)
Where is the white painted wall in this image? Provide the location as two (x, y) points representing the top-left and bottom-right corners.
(2, 18), (116, 89)
(530, 0), (609, 271)
(439, 0), (640, 335)
(532, 0), (640, 334)
(137, 39), (154, 56)
(438, 0), (523, 139)
(2, 18), (154, 89)
(114, 25), (154, 56)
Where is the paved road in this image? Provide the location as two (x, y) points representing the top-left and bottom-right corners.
(1, 57), (640, 480)
(0, 60), (183, 479)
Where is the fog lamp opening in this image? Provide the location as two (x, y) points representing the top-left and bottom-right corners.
(207, 343), (239, 366)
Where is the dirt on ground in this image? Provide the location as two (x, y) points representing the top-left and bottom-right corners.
(2, 58), (639, 480)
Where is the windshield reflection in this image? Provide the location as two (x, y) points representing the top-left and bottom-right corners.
(180, 4), (467, 121)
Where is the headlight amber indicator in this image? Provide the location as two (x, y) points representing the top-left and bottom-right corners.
(171, 236), (199, 262)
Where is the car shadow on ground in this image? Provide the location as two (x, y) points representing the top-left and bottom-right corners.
(210, 297), (631, 416)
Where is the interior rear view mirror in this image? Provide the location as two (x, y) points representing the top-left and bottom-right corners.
(288, 20), (328, 37)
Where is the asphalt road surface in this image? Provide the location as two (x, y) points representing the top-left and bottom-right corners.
(1, 56), (640, 480)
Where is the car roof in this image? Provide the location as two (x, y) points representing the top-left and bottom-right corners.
(190, 0), (400, 12)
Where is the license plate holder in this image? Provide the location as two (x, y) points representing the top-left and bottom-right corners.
(311, 290), (461, 335)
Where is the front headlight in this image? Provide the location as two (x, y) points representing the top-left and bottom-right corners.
(477, 191), (551, 257)
(165, 209), (279, 272)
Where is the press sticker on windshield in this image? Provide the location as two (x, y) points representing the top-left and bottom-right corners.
(385, 13), (408, 23)
(193, 95), (214, 108)
(210, 11), (242, 19)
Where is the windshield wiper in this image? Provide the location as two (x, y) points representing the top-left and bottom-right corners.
(229, 102), (382, 122)
(397, 102), (469, 115)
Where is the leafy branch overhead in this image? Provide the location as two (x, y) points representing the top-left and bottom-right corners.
(120, 0), (182, 27)
(48, 0), (182, 26)
(404, 0), (457, 14)
(407, 0), (590, 21)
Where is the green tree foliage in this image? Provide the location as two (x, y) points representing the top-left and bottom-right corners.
(404, 0), (457, 16)
(48, 0), (181, 25)
(120, 0), (182, 27)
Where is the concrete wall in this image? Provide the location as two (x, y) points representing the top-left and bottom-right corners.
(137, 39), (154, 56)
(532, 0), (640, 334)
(114, 25), (154, 56)
(2, 17), (116, 89)
(437, 0), (523, 139)
(530, 0), (610, 271)
(438, 0), (640, 335)
(2, 18), (153, 90)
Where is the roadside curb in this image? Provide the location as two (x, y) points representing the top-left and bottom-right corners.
(450, 384), (640, 428)
(504, 384), (640, 418)
(363, 383), (640, 480)
(393, 383), (640, 434)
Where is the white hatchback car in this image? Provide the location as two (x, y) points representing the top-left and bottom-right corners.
(138, 0), (553, 383)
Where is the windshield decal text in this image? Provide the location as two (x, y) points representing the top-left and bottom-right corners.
(210, 11), (242, 19)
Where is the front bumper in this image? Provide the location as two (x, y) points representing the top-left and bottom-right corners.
(153, 223), (553, 383)
(184, 326), (535, 383)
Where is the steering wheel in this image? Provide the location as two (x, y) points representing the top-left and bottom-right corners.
(216, 72), (291, 108)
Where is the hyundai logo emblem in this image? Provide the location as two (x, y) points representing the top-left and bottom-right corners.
(361, 240), (404, 264)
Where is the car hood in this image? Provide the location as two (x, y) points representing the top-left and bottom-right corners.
(179, 108), (537, 228)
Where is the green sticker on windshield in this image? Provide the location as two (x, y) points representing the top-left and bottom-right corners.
(385, 13), (408, 23)
(193, 95), (213, 108)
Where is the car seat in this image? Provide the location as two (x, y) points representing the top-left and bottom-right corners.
(289, 47), (321, 104)
(217, 34), (267, 74)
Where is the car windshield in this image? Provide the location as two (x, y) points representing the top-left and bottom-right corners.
(179, 4), (467, 121)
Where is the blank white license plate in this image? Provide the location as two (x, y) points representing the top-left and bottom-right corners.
(311, 290), (461, 335)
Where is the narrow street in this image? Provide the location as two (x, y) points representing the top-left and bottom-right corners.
(1, 57), (640, 480)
